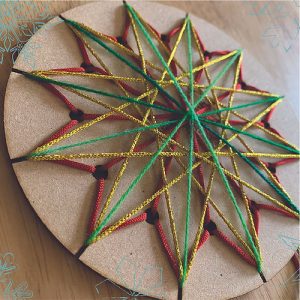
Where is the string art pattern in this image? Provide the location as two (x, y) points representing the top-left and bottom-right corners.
(11, 2), (299, 298)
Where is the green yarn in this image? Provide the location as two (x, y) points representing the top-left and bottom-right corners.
(196, 116), (264, 270)
(193, 52), (241, 108)
(198, 117), (299, 154)
(199, 96), (281, 117)
(202, 123), (299, 214)
(61, 17), (184, 111)
(29, 120), (177, 157)
(21, 72), (179, 114)
(182, 18), (195, 285)
(86, 115), (188, 245)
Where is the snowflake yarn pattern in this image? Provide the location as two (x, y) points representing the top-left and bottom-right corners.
(0, 1), (53, 65)
(11, 2), (299, 297)
(96, 255), (165, 300)
(0, 252), (33, 300)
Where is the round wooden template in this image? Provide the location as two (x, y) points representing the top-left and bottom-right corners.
(4, 2), (299, 299)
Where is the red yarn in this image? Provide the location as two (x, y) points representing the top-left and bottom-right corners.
(87, 178), (105, 235)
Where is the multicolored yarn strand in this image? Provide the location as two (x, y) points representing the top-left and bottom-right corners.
(11, 2), (299, 298)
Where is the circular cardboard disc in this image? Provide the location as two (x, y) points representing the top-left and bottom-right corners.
(4, 2), (299, 299)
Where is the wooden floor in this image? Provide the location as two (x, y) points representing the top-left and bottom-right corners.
(0, 1), (299, 299)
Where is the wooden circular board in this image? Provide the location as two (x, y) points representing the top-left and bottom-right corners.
(4, 2), (299, 299)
